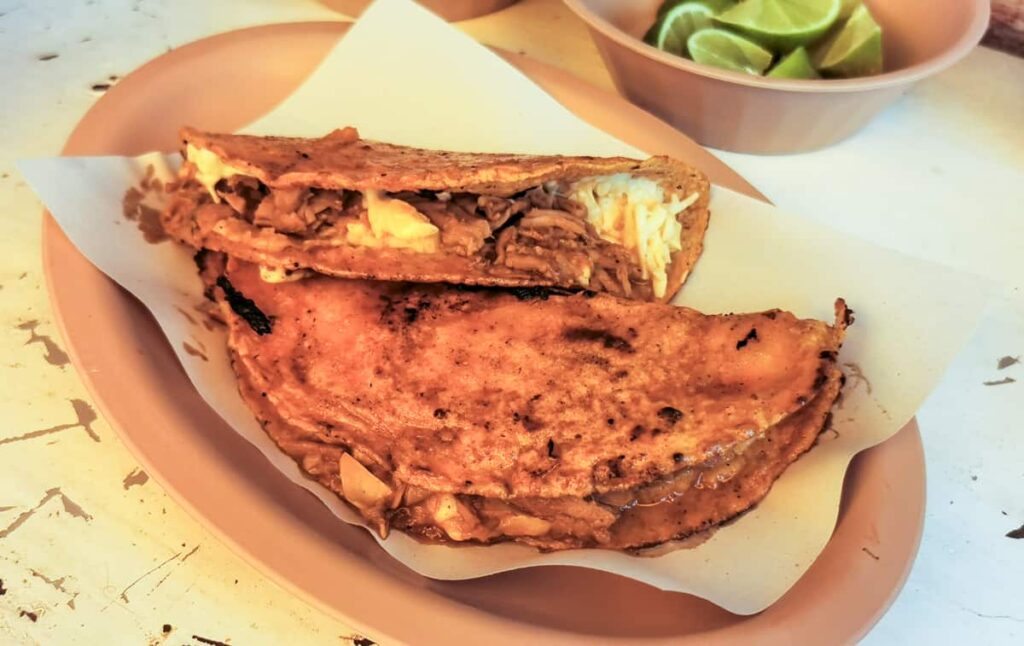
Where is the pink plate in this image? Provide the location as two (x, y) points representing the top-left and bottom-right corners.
(43, 22), (924, 645)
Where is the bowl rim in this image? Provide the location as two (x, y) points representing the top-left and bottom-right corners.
(563, 0), (991, 93)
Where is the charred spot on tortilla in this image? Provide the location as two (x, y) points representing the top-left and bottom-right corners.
(216, 276), (273, 335)
(736, 327), (758, 349)
(547, 439), (559, 458)
(657, 407), (684, 425)
(520, 415), (544, 432)
(562, 327), (635, 354)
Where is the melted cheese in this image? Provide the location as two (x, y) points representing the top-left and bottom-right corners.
(185, 146), (439, 253)
(185, 144), (247, 201)
(258, 266), (311, 283)
(568, 174), (700, 298)
(345, 190), (440, 253)
(338, 453), (391, 511)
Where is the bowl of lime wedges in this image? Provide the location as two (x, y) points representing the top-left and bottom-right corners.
(563, 0), (990, 153)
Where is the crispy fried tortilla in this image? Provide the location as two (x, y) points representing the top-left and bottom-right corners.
(164, 127), (710, 302)
(202, 255), (849, 551)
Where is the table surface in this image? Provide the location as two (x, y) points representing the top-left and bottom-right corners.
(1, 0), (1022, 644)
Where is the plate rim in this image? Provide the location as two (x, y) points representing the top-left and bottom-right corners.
(41, 20), (924, 644)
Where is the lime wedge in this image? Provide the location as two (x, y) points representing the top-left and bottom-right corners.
(714, 0), (841, 51)
(767, 46), (820, 78)
(687, 28), (774, 75)
(644, 3), (678, 44)
(838, 0), (860, 19)
(644, 3), (717, 56)
(816, 4), (882, 77)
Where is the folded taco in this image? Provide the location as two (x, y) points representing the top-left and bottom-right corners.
(162, 127), (710, 301)
(198, 253), (850, 550)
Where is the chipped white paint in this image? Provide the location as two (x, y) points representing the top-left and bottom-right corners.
(0, 0), (1022, 644)
(1, 1), (381, 643)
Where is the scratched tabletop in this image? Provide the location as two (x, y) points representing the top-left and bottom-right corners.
(1, 1), (1022, 644)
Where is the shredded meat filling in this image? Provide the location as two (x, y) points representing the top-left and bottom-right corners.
(477, 194), (530, 229)
(197, 169), (655, 298)
(386, 430), (763, 550)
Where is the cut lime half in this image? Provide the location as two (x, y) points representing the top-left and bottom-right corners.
(687, 27), (774, 75)
(838, 0), (860, 19)
(815, 3), (883, 77)
(714, 0), (842, 52)
(645, 3), (718, 56)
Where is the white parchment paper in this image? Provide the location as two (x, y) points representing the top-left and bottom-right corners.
(19, 0), (993, 614)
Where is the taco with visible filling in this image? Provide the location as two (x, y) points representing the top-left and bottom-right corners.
(162, 127), (710, 302)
